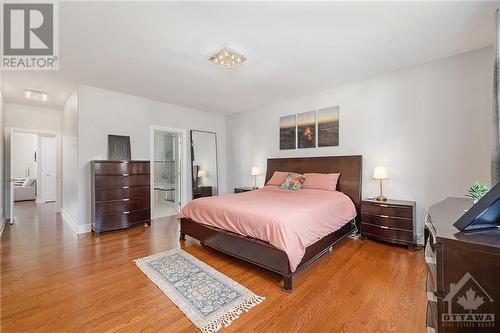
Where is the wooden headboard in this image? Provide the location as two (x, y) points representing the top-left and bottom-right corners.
(265, 155), (363, 214)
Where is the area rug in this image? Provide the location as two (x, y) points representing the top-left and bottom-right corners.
(134, 249), (265, 333)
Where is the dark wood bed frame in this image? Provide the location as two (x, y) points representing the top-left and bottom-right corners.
(180, 155), (362, 292)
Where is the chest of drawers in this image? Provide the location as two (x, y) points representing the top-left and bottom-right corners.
(91, 161), (151, 235)
(360, 199), (416, 250)
(425, 197), (500, 333)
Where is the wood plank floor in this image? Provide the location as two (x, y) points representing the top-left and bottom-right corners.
(1, 201), (427, 332)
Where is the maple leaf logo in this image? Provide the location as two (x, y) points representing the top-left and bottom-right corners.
(457, 288), (484, 313)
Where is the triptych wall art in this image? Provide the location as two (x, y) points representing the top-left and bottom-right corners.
(279, 106), (339, 150)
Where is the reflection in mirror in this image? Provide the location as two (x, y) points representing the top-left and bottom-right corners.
(190, 130), (218, 199)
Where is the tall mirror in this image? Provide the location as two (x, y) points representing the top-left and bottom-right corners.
(190, 130), (218, 199)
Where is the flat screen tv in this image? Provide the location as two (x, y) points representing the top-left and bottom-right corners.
(454, 182), (500, 232)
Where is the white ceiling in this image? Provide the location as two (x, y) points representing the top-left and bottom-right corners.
(1, 1), (498, 114)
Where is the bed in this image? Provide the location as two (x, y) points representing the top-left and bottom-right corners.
(179, 155), (362, 292)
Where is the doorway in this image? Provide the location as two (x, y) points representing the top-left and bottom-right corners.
(151, 127), (184, 218)
(7, 129), (58, 224)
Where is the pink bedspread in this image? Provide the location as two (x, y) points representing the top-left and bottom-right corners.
(178, 186), (356, 271)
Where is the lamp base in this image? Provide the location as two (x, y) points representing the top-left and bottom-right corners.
(375, 194), (387, 202)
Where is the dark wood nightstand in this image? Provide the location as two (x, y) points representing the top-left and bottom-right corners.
(360, 198), (417, 250)
(234, 187), (257, 193)
(193, 186), (212, 199)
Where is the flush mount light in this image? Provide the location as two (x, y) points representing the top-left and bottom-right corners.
(209, 47), (246, 69)
(24, 89), (49, 102)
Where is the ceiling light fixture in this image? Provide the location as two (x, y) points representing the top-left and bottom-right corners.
(209, 47), (246, 69)
(24, 89), (49, 102)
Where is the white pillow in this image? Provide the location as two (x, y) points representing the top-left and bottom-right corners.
(22, 177), (35, 186)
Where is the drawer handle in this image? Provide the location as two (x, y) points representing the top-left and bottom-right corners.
(380, 204), (389, 207)
(122, 186), (130, 189)
(380, 225), (389, 229)
(123, 211), (130, 215)
(379, 215), (389, 218)
(122, 199), (130, 202)
(123, 173), (129, 177)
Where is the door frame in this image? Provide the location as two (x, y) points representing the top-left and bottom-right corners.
(6, 127), (61, 223)
(149, 125), (188, 219)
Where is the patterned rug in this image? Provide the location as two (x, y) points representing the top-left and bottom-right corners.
(134, 249), (265, 333)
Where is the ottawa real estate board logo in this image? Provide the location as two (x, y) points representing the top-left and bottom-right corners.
(1, 1), (59, 70)
(442, 272), (495, 329)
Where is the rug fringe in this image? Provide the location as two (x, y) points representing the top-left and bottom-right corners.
(201, 295), (265, 333)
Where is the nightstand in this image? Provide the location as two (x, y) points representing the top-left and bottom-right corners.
(234, 187), (256, 193)
(360, 198), (417, 250)
(193, 186), (213, 199)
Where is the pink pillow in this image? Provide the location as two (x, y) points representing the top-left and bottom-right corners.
(303, 173), (340, 192)
(266, 171), (290, 186)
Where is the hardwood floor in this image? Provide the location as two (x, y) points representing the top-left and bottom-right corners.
(1, 201), (427, 332)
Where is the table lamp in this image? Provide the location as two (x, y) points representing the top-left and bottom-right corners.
(251, 167), (260, 189)
(372, 166), (388, 201)
(197, 169), (206, 187)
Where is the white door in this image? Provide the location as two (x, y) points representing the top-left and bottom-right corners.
(9, 129), (14, 223)
(40, 136), (56, 202)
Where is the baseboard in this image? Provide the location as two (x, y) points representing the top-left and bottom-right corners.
(0, 211), (5, 238)
(60, 209), (91, 234)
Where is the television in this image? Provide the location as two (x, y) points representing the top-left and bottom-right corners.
(454, 182), (500, 232)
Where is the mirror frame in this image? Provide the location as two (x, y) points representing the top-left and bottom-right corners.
(190, 130), (219, 198)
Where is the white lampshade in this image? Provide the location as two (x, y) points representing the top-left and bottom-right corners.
(251, 166), (260, 176)
(372, 166), (388, 180)
(197, 169), (207, 177)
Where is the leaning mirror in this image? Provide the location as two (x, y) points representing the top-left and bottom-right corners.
(190, 130), (218, 199)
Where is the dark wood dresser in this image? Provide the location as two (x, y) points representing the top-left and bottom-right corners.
(425, 197), (500, 333)
(91, 161), (151, 235)
(360, 199), (417, 250)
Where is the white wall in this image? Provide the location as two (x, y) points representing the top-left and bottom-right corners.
(61, 90), (79, 225)
(0, 90), (5, 226)
(5, 103), (61, 132)
(77, 85), (226, 226)
(12, 133), (36, 179)
(226, 47), (493, 237)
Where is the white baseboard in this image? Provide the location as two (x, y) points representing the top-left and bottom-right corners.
(60, 209), (91, 234)
(0, 210), (5, 238)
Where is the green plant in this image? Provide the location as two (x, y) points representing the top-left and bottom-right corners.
(466, 182), (490, 203)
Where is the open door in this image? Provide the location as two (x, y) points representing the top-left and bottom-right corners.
(39, 136), (56, 202)
(8, 129), (14, 224)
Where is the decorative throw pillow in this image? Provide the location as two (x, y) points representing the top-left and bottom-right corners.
(303, 173), (340, 192)
(279, 173), (305, 191)
(266, 171), (290, 186)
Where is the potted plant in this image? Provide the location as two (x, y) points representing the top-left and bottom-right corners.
(466, 182), (490, 204)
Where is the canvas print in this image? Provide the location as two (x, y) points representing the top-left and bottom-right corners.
(108, 135), (131, 160)
(317, 106), (339, 147)
(297, 111), (316, 148)
(280, 115), (296, 150)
